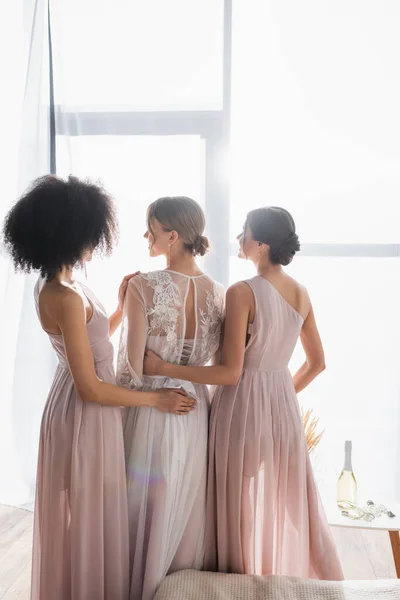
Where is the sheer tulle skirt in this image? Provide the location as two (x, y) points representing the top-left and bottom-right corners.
(123, 382), (209, 600)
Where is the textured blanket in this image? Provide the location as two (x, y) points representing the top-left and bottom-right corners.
(153, 570), (400, 600)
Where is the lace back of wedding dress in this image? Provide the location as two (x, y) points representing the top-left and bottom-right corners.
(117, 269), (225, 390)
(115, 270), (225, 600)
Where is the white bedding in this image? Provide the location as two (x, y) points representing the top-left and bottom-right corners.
(154, 570), (400, 600)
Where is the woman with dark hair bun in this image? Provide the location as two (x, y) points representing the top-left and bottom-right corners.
(144, 206), (344, 581)
(2, 175), (194, 600)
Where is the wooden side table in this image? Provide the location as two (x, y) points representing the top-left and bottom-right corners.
(328, 504), (400, 578)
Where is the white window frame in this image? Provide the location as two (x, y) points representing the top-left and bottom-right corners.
(50, 0), (399, 288)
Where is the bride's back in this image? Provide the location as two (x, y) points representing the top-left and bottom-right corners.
(138, 270), (224, 366)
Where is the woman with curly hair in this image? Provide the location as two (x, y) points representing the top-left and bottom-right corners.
(144, 206), (344, 581)
(3, 175), (194, 600)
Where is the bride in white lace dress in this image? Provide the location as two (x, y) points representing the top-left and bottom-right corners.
(117, 197), (225, 600)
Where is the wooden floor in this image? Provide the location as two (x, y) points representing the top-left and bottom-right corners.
(0, 506), (32, 600)
(0, 505), (397, 599)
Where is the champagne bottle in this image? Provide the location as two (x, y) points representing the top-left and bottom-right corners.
(337, 440), (357, 509)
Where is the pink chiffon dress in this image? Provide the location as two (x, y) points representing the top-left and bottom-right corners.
(31, 277), (129, 600)
(205, 275), (344, 580)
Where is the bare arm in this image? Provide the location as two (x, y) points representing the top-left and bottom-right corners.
(109, 272), (140, 337)
(210, 319), (224, 366)
(144, 283), (252, 386)
(109, 308), (123, 337)
(54, 290), (194, 413)
(292, 303), (326, 394)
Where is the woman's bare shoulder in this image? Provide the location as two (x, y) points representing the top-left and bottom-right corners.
(227, 280), (254, 302)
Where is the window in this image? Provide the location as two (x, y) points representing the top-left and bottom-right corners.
(57, 134), (206, 307)
(229, 0), (400, 504)
(51, 0), (230, 287)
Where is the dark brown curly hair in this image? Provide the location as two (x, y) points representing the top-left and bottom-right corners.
(3, 175), (118, 280)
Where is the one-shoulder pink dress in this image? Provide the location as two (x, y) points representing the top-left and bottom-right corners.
(205, 276), (343, 580)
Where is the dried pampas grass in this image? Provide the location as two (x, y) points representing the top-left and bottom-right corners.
(302, 407), (324, 453)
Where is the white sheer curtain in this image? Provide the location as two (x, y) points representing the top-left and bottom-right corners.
(0, 0), (55, 509)
(2, 0), (399, 513)
(229, 1), (400, 506)
(1, 0), (228, 509)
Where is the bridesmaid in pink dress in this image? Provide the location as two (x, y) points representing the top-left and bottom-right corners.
(144, 206), (344, 580)
(2, 175), (194, 600)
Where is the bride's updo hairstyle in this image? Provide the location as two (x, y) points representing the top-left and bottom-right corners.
(246, 206), (300, 266)
(147, 196), (210, 257)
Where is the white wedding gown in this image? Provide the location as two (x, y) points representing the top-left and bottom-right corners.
(117, 270), (225, 600)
